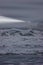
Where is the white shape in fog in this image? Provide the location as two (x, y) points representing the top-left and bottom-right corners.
(0, 16), (25, 24)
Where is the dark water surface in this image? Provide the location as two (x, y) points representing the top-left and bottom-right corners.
(0, 53), (43, 65)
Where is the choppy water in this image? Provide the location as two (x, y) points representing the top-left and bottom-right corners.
(0, 0), (43, 65)
(0, 28), (43, 65)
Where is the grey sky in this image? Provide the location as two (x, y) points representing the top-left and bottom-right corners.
(0, 0), (43, 21)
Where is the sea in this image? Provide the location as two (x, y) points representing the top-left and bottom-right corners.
(0, 0), (43, 65)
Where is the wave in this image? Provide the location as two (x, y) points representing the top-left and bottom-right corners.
(0, 28), (43, 54)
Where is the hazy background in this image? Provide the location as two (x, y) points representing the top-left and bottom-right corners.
(0, 0), (43, 22)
